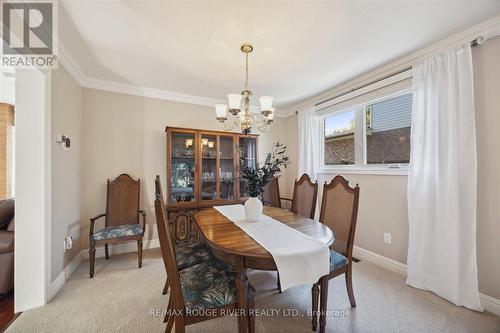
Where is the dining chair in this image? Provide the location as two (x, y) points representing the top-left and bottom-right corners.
(88, 174), (146, 278)
(155, 176), (212, 297)
(262, 177), (292, 209)
(154, 182), (256, 333)
(276, 173), (318, 292)
(291, 174), (318, 219)
(311, 175), (360, 333)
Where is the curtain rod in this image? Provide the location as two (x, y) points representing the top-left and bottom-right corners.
(314, 36), (485, 108)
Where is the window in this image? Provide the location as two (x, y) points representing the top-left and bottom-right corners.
(322, 92), (412, 170)
(324, 109), (355, 165)
(365, 93), (411, 164)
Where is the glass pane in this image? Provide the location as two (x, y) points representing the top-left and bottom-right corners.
(366, 93), (412, 164)
(324, 109), (355, 165)
(201, 134), (217, 200)
(220, 136), (235, 200)
(239, 137), (257, 197)
(170, 132), (195, 203)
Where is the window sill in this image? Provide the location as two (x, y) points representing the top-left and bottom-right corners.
(319, 166), (409, 176)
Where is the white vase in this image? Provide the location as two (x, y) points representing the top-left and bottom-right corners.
(244, 197), (263, 222)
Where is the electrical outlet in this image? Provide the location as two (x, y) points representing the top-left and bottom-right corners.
(384, 232), (392, 245)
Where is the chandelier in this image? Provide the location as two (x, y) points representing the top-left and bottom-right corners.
(214, 43), (274, 134)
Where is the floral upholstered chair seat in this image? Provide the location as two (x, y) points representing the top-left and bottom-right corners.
(329, 250), (347, 271)
(180, 258), (237, 311)
(175, 241), (213, 270)
(91, 224), (143, 241)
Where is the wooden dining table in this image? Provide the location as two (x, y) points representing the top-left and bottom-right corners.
(193, 205), (334, 333)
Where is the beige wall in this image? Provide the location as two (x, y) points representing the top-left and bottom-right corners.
(51, 65), (83, 281)
(80, 88), (286, 249)
(473, 36), (500, 300)
(283, 37), (500, 300)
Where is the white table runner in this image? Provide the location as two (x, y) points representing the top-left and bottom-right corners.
(214, 204), (330, 291)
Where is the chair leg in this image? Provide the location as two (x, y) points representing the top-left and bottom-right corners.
(89, 242), (96, 278)
(165, 315), (174, 333)
(319, 278), (329, 333)
(137, 240), (143, 268)
(162, 276), (170, 295)
(311, 282), (319, 331)
(105, 244), (109, 259)
(164, 297), (172, 323)
(346, 266), (356, 307)
(277, 271), (282, 293)
(174, 317), (185, 333)
(248, 288), (256, 333)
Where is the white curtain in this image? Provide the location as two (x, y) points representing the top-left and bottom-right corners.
(298, 108), (321, 179)
(407, 44), (482, 311)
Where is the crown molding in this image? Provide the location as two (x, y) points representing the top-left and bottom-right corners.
(57, 42), (87, 86)
(285, 13), (500, 115)
(82, 77), (226, 108)
(56, 43), (288, 117)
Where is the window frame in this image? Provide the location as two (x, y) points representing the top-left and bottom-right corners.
(320, 89), (412, 176)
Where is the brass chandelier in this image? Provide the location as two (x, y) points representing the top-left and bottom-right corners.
(214, 43), (274, 134)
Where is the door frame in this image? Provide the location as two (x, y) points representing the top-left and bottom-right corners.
(14, 67), (52, 312)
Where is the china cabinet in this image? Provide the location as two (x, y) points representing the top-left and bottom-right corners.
(165, 127), (258, 240)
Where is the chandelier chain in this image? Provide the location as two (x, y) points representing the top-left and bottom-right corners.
(245, 52), (249, 90)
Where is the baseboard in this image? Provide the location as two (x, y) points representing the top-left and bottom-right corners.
(353, 245), (500, 316)
(48, 251), (82, 301)
(80, 239), (160, 260)
(479, 293), (500, 317)
(353, 246), (407, 275)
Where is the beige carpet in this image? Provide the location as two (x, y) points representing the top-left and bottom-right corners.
(6, 249), (500, 333)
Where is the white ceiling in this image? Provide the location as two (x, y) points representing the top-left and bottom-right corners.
(60, 1), (500, 111)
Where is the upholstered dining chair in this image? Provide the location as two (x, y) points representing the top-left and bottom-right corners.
(154, 180), (256, 333)
(262, 177), (292, 209)
(311, 175), (360, 333)
(155, 176), (212, 297)
(291, 173), (319, 219)
(88, 174), (146, 278)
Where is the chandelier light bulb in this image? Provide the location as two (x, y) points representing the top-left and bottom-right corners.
(228, 94), (242, 111)
(215, 104), (228, 119)
(259, 96), (273, 111)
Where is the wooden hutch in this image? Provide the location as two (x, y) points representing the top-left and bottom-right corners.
(165, 126), (258, 241)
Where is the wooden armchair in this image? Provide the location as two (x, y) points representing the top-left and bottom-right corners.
(311, 175), (360, 332)
(89, 174), (146, 278)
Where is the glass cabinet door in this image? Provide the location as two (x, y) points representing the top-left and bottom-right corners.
(219, 135), (235, 200)
(169, 131), (196, 204)
(200, 134), (217, 201)
(238, 136), (257, 198)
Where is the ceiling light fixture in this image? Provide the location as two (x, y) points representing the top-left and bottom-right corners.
(214, 43), (274, 134)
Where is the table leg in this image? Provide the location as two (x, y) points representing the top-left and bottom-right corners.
(235, 256), (248, 333)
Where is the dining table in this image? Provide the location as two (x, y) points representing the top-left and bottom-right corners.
(193, 205), (334, 333)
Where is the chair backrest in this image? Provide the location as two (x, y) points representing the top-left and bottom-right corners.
(319, 176), (360, 260)
(291, 174), (318, 219)
(154, 176), (184, 310)
(262, 177), (281, 208)
(106, 174), (140, 227)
